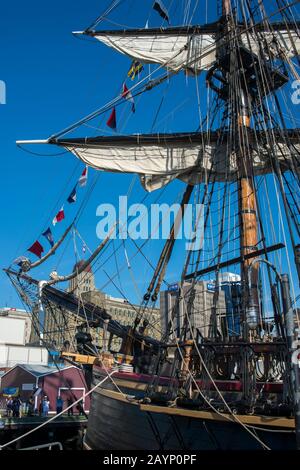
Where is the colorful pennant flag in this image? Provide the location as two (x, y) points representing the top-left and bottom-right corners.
(153, 1), (170, 23)
(121, 83), (135, 113)
(127, 60), (144, 80)
(79, 167), (88, 187)
(28, 241), (44, 259)
(67, 185), (77, 203)
(42, 227), (55, 248)
(53, 207), (65, 226)
(106, 107), (117, 130)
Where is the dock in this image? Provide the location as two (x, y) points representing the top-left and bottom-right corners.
(0, 414), (88, 450)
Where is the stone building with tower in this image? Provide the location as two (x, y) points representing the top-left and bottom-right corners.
(68, 260), (96, 296)
(32, 261), (160, 351)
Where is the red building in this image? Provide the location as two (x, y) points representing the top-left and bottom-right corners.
(0, 364), (90, 413)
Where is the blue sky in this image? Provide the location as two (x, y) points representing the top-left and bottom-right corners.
(0, 0), (299, 309)
(0, 0), (213, 308)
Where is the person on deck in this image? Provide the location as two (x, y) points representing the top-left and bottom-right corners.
(76, 401), (85, 416)
(42, 396), (50, 417)
(12, 396), (22, 418)
(67, 398), (74, 416)
(56, 396), (63, 414)
(27, 396), (34, 417)
(6, 396), (13, 418)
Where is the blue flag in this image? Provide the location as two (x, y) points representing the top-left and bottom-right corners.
(42, 227), (55, 248)
(67, 186), (77, 204)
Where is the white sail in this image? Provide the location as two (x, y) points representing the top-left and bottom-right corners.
(245, 28), (300, 59)
(93, 31), (216, 73)
(58, 131), (300, 192)
(90, 24), (300, 73)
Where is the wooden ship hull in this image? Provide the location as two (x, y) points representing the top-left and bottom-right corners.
(83, 367), (296, 450)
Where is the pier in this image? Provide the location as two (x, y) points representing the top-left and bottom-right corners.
(0, 414), (88, 450)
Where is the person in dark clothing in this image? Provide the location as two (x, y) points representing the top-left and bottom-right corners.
(76, 401), (85, 416)
(56, 396), (64, 414)
(27, 396), (34, 417)
(67, 398), (74, 416)
(12, 396), (22, 418)
(75, 325), (94, 355)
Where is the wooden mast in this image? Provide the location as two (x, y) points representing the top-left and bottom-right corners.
(223, 0), (260, 335)
(222, 0), (231, 16)
(238, 96), (260, 334)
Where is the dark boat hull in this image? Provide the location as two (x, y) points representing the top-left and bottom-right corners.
(84, 368), (296, 450)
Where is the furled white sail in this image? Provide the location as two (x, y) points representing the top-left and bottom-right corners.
(57, 131), (300, 192)
(244, 28), (300, 59)
(90, 23), (300, 73)
(93, 31), (216, 73)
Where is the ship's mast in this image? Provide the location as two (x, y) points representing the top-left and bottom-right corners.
(223, 0), (259, 337)
(222, 0), (230, 16)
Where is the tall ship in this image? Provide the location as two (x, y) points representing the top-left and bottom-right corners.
(5, 0), (300, 450)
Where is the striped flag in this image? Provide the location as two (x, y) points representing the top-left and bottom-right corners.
(121, 83), (135, 113)
(53, 207), (65, 226)
(78, 167), (88, 187)
(153, 1), (170, 23)
(127, 60), (144, 80)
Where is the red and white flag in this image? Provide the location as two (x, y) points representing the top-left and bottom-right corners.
(78, 166), (88, 187)
(121, 83), (135, 113)
(53, 206), (65, 226)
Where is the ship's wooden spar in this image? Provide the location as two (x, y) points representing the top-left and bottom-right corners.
(184, 243), (285, 279)
(144, 184), (194, 303)
(48, 129), (300, 192)
(18, 223), (73, 272)
(4, 268), (163, 352)
(46, 223), (117, 286)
